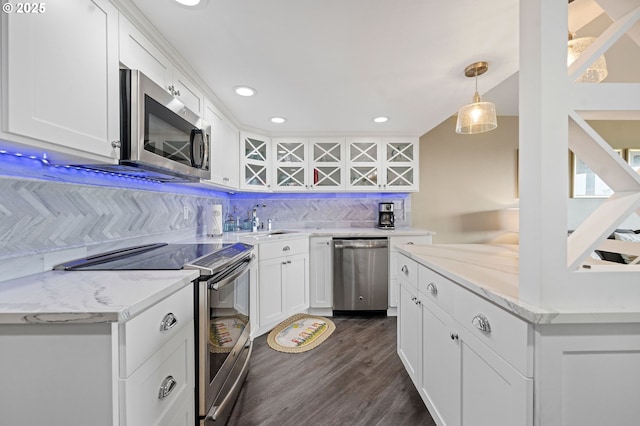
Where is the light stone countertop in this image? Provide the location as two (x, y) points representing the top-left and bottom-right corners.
(0, 227), (433, 325)
(0, 269), (199, 324)
(206, 227), (434, 244)
(397, 243), (640, 325)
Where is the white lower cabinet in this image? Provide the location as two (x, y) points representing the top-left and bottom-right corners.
(0, 285), (195, 426)
(389, 235), (432, 310)
(398, 280), (421, 383)
(256, 238), (309, 336)
(309, 237), (333, 311)
(398, 254), (533, 426)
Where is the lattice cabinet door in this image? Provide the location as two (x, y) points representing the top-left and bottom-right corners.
(383, 137), (419, 191)
(240, 132), (271, 191)
(346, 138), (382, 191)
(309, 138), (345, 190)
(272, 138), (309, 191)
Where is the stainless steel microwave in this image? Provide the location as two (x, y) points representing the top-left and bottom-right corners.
(117, 69), (210, 181)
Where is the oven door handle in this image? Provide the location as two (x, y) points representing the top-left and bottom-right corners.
(206, 339), (253, 422)
(209, 255), (255, 291)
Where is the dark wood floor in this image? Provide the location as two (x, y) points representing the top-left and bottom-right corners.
(227, 315), (436, 426)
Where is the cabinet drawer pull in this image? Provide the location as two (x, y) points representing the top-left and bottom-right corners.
(407, 241), (414, 245)
(158, 375), (177, 400)
(159, 312), (178, 332)
(426, 282), (437, 295)
(282, 246), (290, 252)
(472, 314), (491, 334)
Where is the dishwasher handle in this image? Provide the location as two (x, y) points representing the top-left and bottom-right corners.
(333, 239), (388, 250)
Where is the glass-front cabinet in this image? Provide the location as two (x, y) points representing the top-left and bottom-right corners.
(346, 137), (418, 191)
(384, 138), (418, 191)
(347, 138), (381, 190)
(241, 135), (417, 192)
(272, 138), (308, 191)
(309, 138), (345, 190)
(240, 132), (271, 191)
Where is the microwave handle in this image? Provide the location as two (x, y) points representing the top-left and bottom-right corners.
(190, 129), (206, 168)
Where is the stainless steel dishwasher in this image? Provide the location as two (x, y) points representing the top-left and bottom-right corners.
(333, 237), (389, 312)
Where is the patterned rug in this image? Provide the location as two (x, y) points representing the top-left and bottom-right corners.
(267, 313), (336, 353)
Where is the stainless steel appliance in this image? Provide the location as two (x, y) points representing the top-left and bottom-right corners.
(376, 202), (395, 229)
(54, 241), (255, 425)
(332, 238), (389, 312)
(77, 70), (211, 182)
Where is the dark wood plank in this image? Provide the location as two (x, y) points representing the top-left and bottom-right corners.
(227, 315), (436, 426)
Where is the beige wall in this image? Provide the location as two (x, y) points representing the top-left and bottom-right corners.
(412, 116), (519, 244)
(412, 118), (640, 243)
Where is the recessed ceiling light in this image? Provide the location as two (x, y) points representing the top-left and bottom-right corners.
(271, 117), (287, 124)
(172, 0), (209, 9)
(234, 86), (257, 97)
(373, 116), (389, 123)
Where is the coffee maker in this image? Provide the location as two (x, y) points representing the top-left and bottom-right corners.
(377, 202), (395, 229)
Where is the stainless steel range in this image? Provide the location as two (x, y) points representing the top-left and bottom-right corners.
(54, 241), (256, 425)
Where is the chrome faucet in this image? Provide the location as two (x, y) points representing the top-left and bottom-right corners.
(252, 204), (266, 232)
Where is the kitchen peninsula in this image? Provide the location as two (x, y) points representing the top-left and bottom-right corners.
(396, 242), (640, 426)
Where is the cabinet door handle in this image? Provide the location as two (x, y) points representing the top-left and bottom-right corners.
(472, 314), (492, 334)
(401, 265), (408, 274)
(282, 246), (290, 252)
(407, 241), (414, 245)
(158, 375), (177, 400)
(282, 261), (287, 265)
(415, 299), (421, 306)
(111, 140), (121, 149)
(159, 313), (178, 332)
(410, 296), (416, 302)
(426, 283), (437, 295)
(449, 332), (459, 341)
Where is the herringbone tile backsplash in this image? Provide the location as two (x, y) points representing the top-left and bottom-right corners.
(1, 175), (410, 281)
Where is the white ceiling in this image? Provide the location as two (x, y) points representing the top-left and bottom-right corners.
(125, 0), (636, 137)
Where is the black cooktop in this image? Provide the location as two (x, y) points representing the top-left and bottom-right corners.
(53, 242), (252, 274)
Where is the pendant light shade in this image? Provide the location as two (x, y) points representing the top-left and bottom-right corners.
(567, 34), (608, 83)
(455, 62), (497, 135)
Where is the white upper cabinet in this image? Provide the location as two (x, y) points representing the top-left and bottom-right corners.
(119, 15), (203, 116)
(347, 137), (382, 190)
(346, 137), (419, 191)
(384, 137), (419, 191)
(240, 132), (271, 191)
(272, 138), (309, 191)
(2, 0), (120, 161)
(309, 138), (346, 190)
(204, 99), (239, 189)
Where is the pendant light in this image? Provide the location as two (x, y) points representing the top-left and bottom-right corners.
(455, 61), (497, 135)
(567, 33), (608, 83)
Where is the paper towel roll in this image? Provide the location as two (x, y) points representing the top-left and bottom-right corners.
(207, 205), (223, 237)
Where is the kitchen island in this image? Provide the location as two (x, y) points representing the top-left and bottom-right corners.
(395, 243), (640, 426)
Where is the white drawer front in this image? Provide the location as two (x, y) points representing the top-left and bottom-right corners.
(120, 284), (194, 378)
(120, 321), (194, 426)
(259, 238), (308, 261)
(396, 255), (418, 289)
(454, 287), (532, 376)
(390, 235), (432, 249)
(418, 265), (455, 315)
